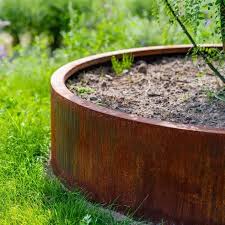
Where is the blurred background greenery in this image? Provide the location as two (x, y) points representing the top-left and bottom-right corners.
(0, 0), (221, 54)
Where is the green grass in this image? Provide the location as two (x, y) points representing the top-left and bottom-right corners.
(0, 44), (140, 225)
(0, 32), (151, 225)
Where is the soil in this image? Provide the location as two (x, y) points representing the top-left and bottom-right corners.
(66, 56), (225, 129)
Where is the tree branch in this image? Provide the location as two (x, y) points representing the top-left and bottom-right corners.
(220, 0), (225, 51)
(163, 0), (225, 83)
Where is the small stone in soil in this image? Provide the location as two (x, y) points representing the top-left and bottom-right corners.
(101, 81), (107, 88)
(137, 63), (148, 74)
(105, 75), (113, 81)
(89, 96), (98, 101)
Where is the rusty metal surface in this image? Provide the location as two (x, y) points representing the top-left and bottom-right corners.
(51, 45), (225, 225)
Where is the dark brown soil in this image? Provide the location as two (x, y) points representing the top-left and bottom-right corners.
(66, 56), (225, 129)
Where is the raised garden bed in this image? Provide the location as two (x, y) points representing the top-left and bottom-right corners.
(51, 45), (225, 225)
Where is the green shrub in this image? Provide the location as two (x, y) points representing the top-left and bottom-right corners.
(0, 0), (91, 48)
(58, 2), (138, 60)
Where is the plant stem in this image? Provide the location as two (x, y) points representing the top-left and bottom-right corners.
(220, 0), (225, 51)
(163, 0), (225, 83)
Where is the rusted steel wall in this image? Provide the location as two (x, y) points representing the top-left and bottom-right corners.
(51, 46), (225, 225)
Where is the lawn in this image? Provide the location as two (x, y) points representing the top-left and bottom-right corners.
(0, 0), (222, 224)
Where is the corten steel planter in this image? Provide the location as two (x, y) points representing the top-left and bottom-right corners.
(51, 45), (225, 225)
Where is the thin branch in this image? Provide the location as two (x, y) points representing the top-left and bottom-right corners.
(163, 0), (225, 83)
(220, 0), (225, 51)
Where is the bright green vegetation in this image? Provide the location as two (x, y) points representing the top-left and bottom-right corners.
(0, 39), (136, 225)
(75, 86), (95, 96)
(111, 54), (134, 75)
(0, 0), (222, 224)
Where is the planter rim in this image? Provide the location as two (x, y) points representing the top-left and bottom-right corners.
(51, 44), (225, 134)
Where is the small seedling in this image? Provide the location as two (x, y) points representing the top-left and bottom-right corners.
(111, 54), (134, 76)
(205, 89), (216, 100)
(204, 88), (225, 102)
(75, 86), (94, 96)
(215, 88), (225, 102)
(196, 71), (204, 78)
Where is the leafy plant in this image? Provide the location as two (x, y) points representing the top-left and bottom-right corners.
(75, 86), (95, 95)
(160, 0), (225, 84)
(111, 54), (134, 75)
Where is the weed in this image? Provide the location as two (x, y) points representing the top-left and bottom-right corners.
(75, 86), (95, 95)
(203, 88), (225, 102)
(111, 54), (134, 76)
(205, 89), (216, 100)
(215, 88), (225, 102)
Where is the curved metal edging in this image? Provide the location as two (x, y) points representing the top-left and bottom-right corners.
(51, 45), (225, 134)
(51, 45), (225, 225)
